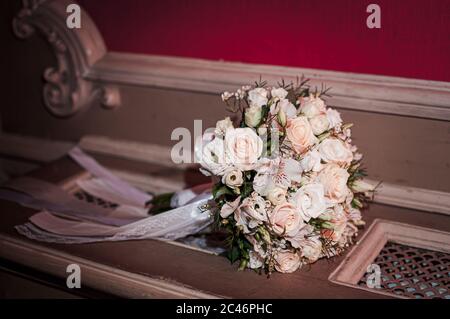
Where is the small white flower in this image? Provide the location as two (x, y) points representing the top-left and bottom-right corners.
(222, 168), (244, 192)
(248, 250), (264, 269)
(354, 152), (363, 161)
(221, 91), (233, 101)
(236, 89), (246, 99)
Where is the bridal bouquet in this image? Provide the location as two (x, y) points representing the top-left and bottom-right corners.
(198, 78), (375, 274)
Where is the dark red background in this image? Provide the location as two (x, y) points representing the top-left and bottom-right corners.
(78, 0), (450, 82)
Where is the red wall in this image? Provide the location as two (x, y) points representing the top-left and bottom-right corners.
(78, 0), (450, 82)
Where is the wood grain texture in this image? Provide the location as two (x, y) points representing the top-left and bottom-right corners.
(0, 157), (449, 298)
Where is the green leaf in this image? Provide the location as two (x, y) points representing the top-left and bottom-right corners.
(212, 185), (233, 200)
(227, 246), (240, 264)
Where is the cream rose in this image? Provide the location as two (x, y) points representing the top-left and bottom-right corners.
(274, 250), (301, 273)
(224, 128), (263, 170)
(245, 105), (262, 127)
(290, 183), (327, 222)
(248, 88), (268, 107)
(309, 114), (330, 135)
(301, 236), (322, 263)
(222, 168), (243, 192)
(318, 138), (353, 165)
(318, 164), (350, 204)
(269, 202), (303, 237)
(286, 116), (318, 154)
(267, 187), (287, 205)
(299, 95), (326, 118)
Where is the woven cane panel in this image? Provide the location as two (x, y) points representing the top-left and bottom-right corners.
(358, 242), (450, 299)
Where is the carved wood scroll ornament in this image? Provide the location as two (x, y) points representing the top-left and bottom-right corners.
(12, 0), (120, 117)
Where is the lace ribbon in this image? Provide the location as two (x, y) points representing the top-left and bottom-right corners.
(1, 147), (213, 244)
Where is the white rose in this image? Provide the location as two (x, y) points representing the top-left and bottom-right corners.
(214, 117), (233, 137)
(290, 183), (327, 222)
(285, 116), (318, 154)
(326, 108), (342, 129)
(299, 95), (326, 118)
(235, 193), (268, 232)
(300, 149), (322, 172)
(301, 236), (322, 263)
(224, 128), (263, 170)
(318, 138), (353, 165)
(309, 114), (330, 135)
(274, 250), (301, 273)
(221, 168), (243, 192)
(244, 105), (262, 127)
(199, 138), (228, 176)
(267, 187), (287, 205)
(271, 87), (288, 100)
(248, 88), (268, 107)
(270, 98), (297, 119)
(318, 164), (350, 204)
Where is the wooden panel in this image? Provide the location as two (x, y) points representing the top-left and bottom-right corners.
(0, 156), (449, 298)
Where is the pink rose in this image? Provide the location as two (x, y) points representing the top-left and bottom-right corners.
(274, 249), (301, 273)
(269, 202), (303, 237)
(318, 164), (350, 204)
(286, 117), (318, 154)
